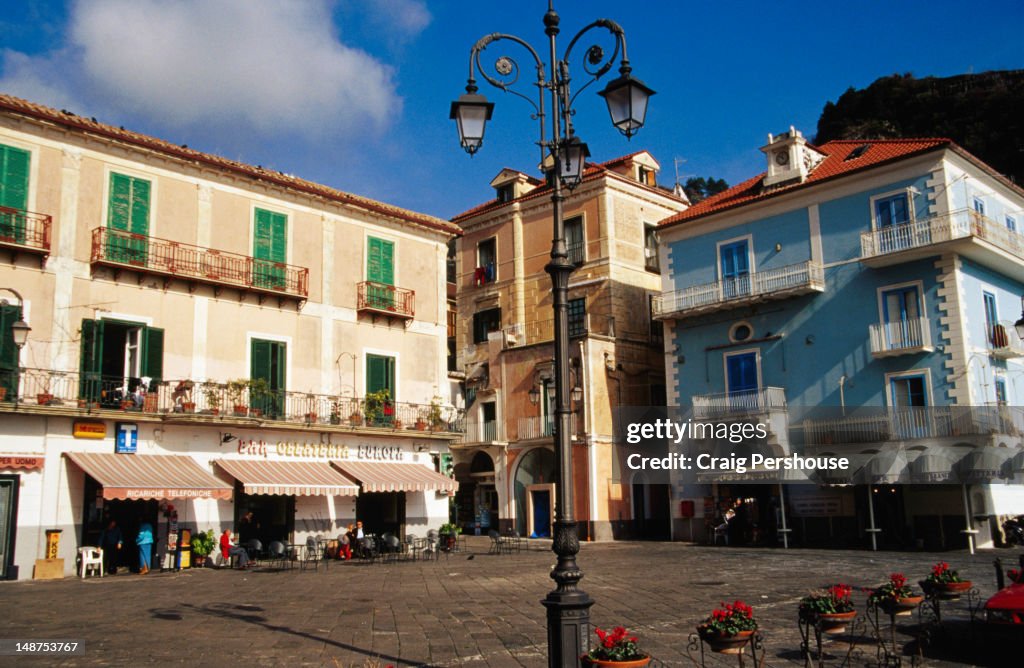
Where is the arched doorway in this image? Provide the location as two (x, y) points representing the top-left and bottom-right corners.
(514, 447), (556, 537)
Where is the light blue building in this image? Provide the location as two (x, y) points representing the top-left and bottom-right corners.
(654, 129), (1024, 550)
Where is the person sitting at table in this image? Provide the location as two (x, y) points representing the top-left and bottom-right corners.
(337, 525), (353, 560)
(220, 529), (250, 569)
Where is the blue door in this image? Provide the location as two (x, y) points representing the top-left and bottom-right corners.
(719, 240), (750, 299)
(890, 374), (928, 438)
(726, 352), (758, 409)
(531, 489), (551, 538)
(875, 194), (913, 252)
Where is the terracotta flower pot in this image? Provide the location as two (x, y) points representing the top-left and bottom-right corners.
(817, 610), (857, 634)
(580, 655), (651, 667)
(935, 581), (971, 597)
(881, 595), (923, 616)
(699, 629), (754, 654)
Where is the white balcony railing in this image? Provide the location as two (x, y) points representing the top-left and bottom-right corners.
(501, 323), (525, 348)
(517, 414), (577, 441)
(463, 421), (499, 443)
(691, 387), (787, 417)
(802, 405), (1024, 445)
(653, 261), (824, 319)
(861, 209), (1024, 261)
(869, 317), (932, 356)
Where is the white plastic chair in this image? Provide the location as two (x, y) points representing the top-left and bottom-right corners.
(78, 546), (104, 578)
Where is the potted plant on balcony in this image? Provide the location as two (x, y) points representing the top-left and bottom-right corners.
(303, 393), (318, 423)
(190, 529), (216, 567)
(799, 584), (857, 634)
(329, 398), (343, 425)
(364, 389), (391, 427)
(202, 381), (222, 415)
(226, 379), (249, 416)
(428, 395), (446, 431)
(248, 378), (273, 418)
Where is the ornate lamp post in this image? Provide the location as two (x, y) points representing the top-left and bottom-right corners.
(450, 3), (653, 665)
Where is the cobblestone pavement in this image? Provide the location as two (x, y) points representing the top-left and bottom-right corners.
(0, 537), (1019, 667)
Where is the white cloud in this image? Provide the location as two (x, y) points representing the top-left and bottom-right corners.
(1, 0), (413, 140)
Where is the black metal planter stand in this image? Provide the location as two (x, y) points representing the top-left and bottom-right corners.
(798, 613), (866, 668)
(685, 631), (766, 668)
(866, 599), (926, 668)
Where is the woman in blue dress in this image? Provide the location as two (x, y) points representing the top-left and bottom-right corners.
(136, 521), (154, 574)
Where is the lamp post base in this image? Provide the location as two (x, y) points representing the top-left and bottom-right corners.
(543, 519), (594, 667)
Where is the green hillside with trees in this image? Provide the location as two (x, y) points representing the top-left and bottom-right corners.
(815, 70), (1024, 185)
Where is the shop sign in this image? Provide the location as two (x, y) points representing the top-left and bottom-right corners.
(115, 422), (138, 454)
(236, 439), (406, 462)
(0, 455), (45, 470)
(790, 495), (844, 517)
(73, 420), (106, 439)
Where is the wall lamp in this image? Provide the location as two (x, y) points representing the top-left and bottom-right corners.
(220, 433), (238, 444)
(1014, 295), (1024, 340)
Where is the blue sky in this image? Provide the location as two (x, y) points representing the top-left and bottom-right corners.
(1, 1), (1022, 221)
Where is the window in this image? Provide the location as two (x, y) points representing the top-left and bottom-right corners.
(0, 144), (30, 244)
(644, 224), (659, 272)
(446, 239), (456, 284)
(107, 172), (151, 265)
(1007, 216), (1017, 233)
(729, 322), (753, 343)
(874, 193), (909, 229)
(251, 338), (286, 417)
(253, 208), (288, 289)
(568, 298), (586, 337)
(973, 197), (986, 216)
(497, 184), (515, 203)
(880, 285), (923, 349)
(0, 302), (24, 399)
(79, 319), (164, 406)
(473, 307), (501, 344)
(649, 295), (663, 343)
(637, 165), (656, 186)
(365, 353), (395, 396)
(481, 401), (497, 441)
(995, 376), (1008, 405)
(890, 374), (927, 407)
(565, 216), (584, 266)
(719, 239), (751, 298)
(983, 291), (1004, 348)
(475, 238), (496, 285)
(366, 236), (396, 308)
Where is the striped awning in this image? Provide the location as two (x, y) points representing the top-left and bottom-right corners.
(65, 452), (232, 501)
(332, 460), (458, 494)
(214, 459), (359, 496)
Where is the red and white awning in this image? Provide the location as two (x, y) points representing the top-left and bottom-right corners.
(214, 458), (359, 496)
(65, 452), (232, 501)
(332, 460), (458, 494)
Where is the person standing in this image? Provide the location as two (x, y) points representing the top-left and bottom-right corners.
(238, 510), (259, 543)
(136, 521), (154, 574)
(99, 519), (123, 574)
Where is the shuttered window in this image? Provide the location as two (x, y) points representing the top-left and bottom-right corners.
(251, 338), (286, 417)
(367, 237), (395, 285)
(366, 353), (396, 396)
(253, 208), (287, 289)
(106, 173), (150, 264)
(78, 319), (164, 402)
(0, 144), (30, 244)
(0, 303), (22, 399)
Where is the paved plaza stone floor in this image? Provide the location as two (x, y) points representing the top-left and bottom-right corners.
(1, 536), (1020, 667)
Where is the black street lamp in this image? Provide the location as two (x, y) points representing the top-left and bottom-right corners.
(451, 4), (653, 665)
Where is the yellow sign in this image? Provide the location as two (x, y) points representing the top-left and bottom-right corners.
(73, 421), (106, 439)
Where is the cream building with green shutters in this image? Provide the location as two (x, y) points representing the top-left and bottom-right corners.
(0, 93), (461, 580)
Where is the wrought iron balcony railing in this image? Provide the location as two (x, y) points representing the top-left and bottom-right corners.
(516, 414), (577, 441)
(0, 367), (464, 434)
(356, 281), (415, 319)
(90, 227), (309, 300)
(861, 208), (1024, 261)
(653, 261), (825, 319)
(801, 405), (1022, 446)
(0, 206), (51, 257)
(692, 387), (788, 418)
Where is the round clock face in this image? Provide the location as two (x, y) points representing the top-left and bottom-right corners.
(775, 151), (789, 166)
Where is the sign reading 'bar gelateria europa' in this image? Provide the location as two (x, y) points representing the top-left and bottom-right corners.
(236, 440), (406, 462)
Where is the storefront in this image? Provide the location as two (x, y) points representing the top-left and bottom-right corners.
(0, 416), (457, 580)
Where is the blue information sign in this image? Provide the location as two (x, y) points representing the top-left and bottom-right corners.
(115, 422), (138, 454)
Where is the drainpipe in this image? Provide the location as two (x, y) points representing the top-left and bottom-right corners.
(866, 487), (880, 551)
(961, 483), (977, 555)
(839, 374), (846, 416)
(777, 483), (790, 549)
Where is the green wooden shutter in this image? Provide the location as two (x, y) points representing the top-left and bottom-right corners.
(253, 208), (287, 289)
(251, 338), (285, 416)
(107, 173), (149, 264)
(0, 303), (22, 400)
(365, 354), (395, 395)
(79, 319), (105, 402)
(0, 145), (30, 244)
(366, 237), (395, 308)
(141, 326), (164, 390)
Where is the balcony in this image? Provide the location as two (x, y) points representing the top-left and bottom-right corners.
(692, 387), (787, 418)
(356, 281), (415, 320)
(861, 209), (1024, 280)
(0, 206), (51, 263)
(517, 414), (577, 441)
(653, 261), (824, 320)
(463, 421), (499, 444)
(0, 367), (465, 434)
(90, 227), (309, 304)
(869, 317), (933, 358)
(801, 405), (1022, 447)
(989, 322), (1024, 359)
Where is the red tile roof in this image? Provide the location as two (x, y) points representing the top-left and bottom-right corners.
(659, 138), (954, 229)
(0, 93), (460, 236)
(452, 152), (683, 224)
